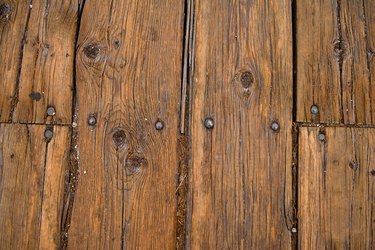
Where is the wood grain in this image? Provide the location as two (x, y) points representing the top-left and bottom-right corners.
(296, 0), (375, 125)
(299, 127), (375, 249)
(0, 124), (70, 249)
(0, 0), (78, 124)
(67, 0), (184, 248)
(188, 0), (293, 248)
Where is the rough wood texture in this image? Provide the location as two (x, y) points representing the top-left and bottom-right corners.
(0, 124), (70, 249)
(0, 1), (78, 124)
(296, 0), (375, 125)
(188, 0), (293, 248)
(67, 0), (184, 248)
(299, 127), (375, 249)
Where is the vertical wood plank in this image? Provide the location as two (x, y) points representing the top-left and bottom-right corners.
(0, 124), (70, 249)
(299, 127), (375, 249)
(67, 0), (184, 248)
(189, 0), (293, 248)
(296, 0), (375, 125)
(0, 0), (78, 124)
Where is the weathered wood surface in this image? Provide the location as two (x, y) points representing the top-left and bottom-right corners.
(296, 0), (375, 125)
(0, 124), (70, 249)
(66, 0), (184, 249)
(188, 0), (294, 248)
(0, 1), (78, 124)
(299, 127), (375, 249)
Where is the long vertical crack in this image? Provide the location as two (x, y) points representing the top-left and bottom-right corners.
(60, 1), (86, 248)
(177, 0), (195, 249)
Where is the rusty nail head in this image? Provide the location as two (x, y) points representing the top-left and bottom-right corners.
(271, 121), (280, 132)
(155, 120), (164, 130)
(204, 117), (214, 129)
(46, 106), (56, 116)
(87, 115), (97, 126)
(44, 129), (53, 140)
(311, 105), (319, 114)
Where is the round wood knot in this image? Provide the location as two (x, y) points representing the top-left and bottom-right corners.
(370, 170), (375, 176)
(349, 161), (359, 171)
(112, 129), (127, 148)
(83, 43), (101, 60)
(0, 3), (12, 23)
(126, 153), (147, 175)
(333, 39), (347, 63)
(240, 71), (254, 89)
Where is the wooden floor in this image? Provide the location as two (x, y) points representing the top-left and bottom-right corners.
(0, 0), (374, 249)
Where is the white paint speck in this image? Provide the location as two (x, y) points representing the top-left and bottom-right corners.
(83, 170), (87, 175)
(29, 4), (32, 8)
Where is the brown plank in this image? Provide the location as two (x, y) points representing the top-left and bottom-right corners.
(299, 127), (375, 249)
(67, 0), (184, 248)
(0, 124), (70, 249)
(188, 0), (293, 248)
(296, 0), (375, 125)
(0, 1), (78, 124)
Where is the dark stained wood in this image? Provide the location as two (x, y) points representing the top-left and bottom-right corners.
(67, 0), (184, 248)
(188, 0), (294, 248)
(299, 127), (375, 249)
(0, 124), (70, 249)
(0, 1), (78, 124)
(296, 0), (375, 125)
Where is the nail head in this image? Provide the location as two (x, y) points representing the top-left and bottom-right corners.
(310, 105), (319, 114)
(46, 106), (56, 116)
(204, 118), (214, 129)
(44, 129), (53, 140)
(318, 133), (326, 141)
(155, 120), (164, 130)
(271, 121), (280, 132)
(87, 115), (97, 126)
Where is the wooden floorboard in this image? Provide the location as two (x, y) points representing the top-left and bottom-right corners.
(0, 0), (374, 249)
(299, 127), (375, 249)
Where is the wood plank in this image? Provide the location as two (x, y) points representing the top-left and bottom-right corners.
(188, 0), (293, 248)
(299, 127), (375, 249)
(0, 124), (70, 249)
(67, 0), (184, 248)
(296, 0), (375, 125)
(0, 1), (78, 124)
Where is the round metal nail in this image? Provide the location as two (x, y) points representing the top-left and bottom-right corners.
(318, 133), (326, 141)
(271, 121), (280, 132)
(204, 117), (214, 129)
(87, 115), (97, 126)
(310, 105), (319, 114)
(44, 129), (53, 140)
(155, 120), (164, 130)
(46, 106), (56, 116)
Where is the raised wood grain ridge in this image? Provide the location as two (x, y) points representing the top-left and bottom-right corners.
(0, 0), (78, 124)
(66, 0), (185, 248)
(0, 124), (70, 249)
(296, 0), (375, 125)
(188, 0), (294, 248)
(299, 127), (375, 249)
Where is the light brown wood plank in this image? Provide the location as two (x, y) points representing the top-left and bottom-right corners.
(0, 124), (70, 249)
(296, 0), (375, 125)
(0, 1), (78, 124)
(299, 127), (375, 249)
(67, 0), (184, 248)
(188, 0), (293, 248)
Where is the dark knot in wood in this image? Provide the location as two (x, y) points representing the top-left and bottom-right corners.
(126, 153), (147, 176)
(240, 71), (254, 89)
(0, 3), (11, 23)
(83, 43), (100, 60)
(333, 39), (347, 64)
(29, 92), (42, 101)
(112, 129), (127, 148)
